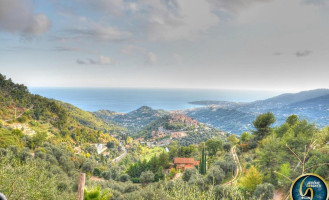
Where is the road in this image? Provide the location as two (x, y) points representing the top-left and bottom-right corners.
(223, 146), (242, 185)
(112, 142), (127, 163)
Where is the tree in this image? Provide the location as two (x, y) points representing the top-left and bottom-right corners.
(227, 135), (239, 145)
(126, 136), (133, 145)
(253, 183), (274, 200)
(277, 162), (291, 188)
(286, 115), (299, 126)
(83, 186), (112, 200)
(182, 168), (197, 182)
(188, 173), (207, 191)
(106, 141), (115, 148)
(199, 147), (207, 175)
(206, 166), (225, 185)
(140, 171), (154, 186)
(240, 166), (263, 193)
(205, 138), (223, 156)
(258, 135), (281, 184)
(81, 160), (95, 174)
(119, 174), (130, 182)
(241, 132), (251, 142)
(253, 112), (276, 140)
(158, 151), (170, 169)
(223, 142), (231, 152)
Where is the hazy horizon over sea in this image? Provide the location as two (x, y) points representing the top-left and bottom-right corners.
(29, 87), (284, 113)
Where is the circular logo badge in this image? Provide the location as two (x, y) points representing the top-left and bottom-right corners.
(290, 174), (329, 200)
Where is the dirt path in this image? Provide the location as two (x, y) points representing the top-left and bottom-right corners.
(173, 173), (182, 180)
(223, 146), (242, 185)
(273, 190), (284, 200)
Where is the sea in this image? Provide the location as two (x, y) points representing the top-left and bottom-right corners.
(29, 88), (283, 113)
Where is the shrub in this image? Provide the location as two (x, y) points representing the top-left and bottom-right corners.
(140, 171), (154, 186)
(182, 168), (197, 182)
(119, 174), (130, 182)
(253, 183), (274, 200)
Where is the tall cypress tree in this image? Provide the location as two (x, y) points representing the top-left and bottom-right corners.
(204, 149), (207, 174)
(199, 147), (207, 175)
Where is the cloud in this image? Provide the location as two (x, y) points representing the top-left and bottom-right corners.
(66, 25), (131, 41)
(207, 0), (273, 13)
(0, 0), (51, 36)
(74, 0), (125, 16)
(295, 50), (312, 57)
(145, 52), (158, 65)
(76, 59), (87, 65)
(143, 0), (219, 41)
(120, 45), (146, 55)
(77, 55), (114, 65)
(24, 14), (51, 35)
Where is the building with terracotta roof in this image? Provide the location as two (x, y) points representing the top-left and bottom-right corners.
(173, 157), (200, 171)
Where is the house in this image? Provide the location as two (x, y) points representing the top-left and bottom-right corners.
(173, 157), (200, 171)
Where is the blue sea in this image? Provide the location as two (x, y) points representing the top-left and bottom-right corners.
(29, 88), (283, 113)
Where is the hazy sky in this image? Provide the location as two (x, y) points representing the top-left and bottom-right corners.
(1, 0), (329, 91)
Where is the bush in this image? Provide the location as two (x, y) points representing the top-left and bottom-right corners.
(102, 171), (111, 180)
(214, 185), (244, 200)
(253, 183), (274, 200)
(140, 171), (154, 186)
(124, 184), (139, 193)
(131, 178), (140, 183)
(119, 174), (130, 182)
(18, 116), (28, 123)
(223, 142), (231, 152)
(206, 167), (225, 185)
(19, 147), (32, 162)
(182, 168), (197, 182)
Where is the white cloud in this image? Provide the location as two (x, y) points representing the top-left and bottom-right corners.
(0, 0), (51, 36)
(127, 3), (138, 12)
(144, 0), (219, 41)
(24, 14), (51, 36)
(207, 0), (273, 13)
(67, 25), (131, 41)
(77, 55), (114, 65)
(98, 55), (114, 65)
(145, 52), (158, 65)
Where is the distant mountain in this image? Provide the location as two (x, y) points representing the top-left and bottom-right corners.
(249, 89), (329, 108)
(94, 106), (168, 132)
(271, 94), (329, 128)
(185, 89), (329, 134)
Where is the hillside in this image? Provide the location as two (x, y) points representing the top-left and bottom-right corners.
(186, 89), (329, 134)
(94, 106), (167, 132)
(251, 88), (329, 106)
(136, 112), (226, 146)
(185, 107), (257, 134)
(0, 73), (124, 144)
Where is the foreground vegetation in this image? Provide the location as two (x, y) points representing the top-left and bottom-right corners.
(1, 73), (329, 200)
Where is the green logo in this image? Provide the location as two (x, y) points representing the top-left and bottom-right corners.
(290, 174), (329, 200)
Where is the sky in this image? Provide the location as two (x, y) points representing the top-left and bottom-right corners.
(0, 0), (329, 91)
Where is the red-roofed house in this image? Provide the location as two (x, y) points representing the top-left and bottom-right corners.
(173, 157), (200, 171)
